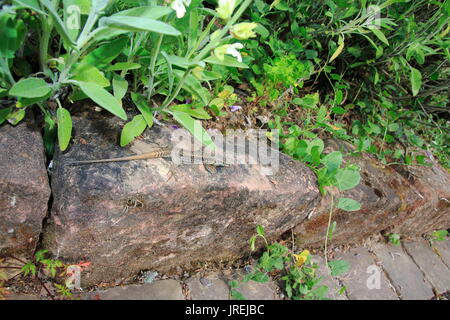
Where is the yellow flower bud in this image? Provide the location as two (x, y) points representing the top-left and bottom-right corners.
(216, 0), (236, 21)
(230, 22), (258, 40)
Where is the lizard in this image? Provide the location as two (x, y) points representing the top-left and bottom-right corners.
(67, 146), (229, 173)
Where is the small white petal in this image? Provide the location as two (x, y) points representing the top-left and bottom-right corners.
(171, 0), (186, 18)
(226, 43), (244, 62)
(226, 47), (242, 62)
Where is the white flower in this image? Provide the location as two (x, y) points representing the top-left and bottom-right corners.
(171, 0), (191, 18)
(226, 43), (244, 62)
(214, 43), (244, 62)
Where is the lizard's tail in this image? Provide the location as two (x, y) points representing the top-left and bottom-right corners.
(67, 157), (136, 165)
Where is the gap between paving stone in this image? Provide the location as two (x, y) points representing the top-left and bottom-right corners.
(402, 240), (450, 295)
(371, 242), (434, 300)
(336, 246), (398, 300)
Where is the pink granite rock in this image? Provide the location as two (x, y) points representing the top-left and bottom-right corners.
(42, 104), (320, 286)
(294, 139), (450, 248)
(0, 113), (51, 256)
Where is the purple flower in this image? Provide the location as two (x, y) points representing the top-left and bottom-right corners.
(171, 125), (180, 129)
(230, 105), (242, 112)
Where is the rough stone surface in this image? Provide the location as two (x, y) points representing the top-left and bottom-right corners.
(403, 240), (450, 294)
(433, 239), (450, 268)
(311, 255), (347, 300)
(186, 273), (229, 300)
(294, 139), (422, 247)
(43, 104), (320, 286)
(336, 247), (398, 300)
(294, 140), (450, 248)
(83, 280), (184, 300)
(5, 294), (41, 300)
(0, 113), (51, 256)
(224, 270), (280, 300)
(371, 243), (434, 300)
(391, 155), (450, 236)
(233, 280), (280, 300)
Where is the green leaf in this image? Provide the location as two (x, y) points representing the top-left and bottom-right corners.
(328, 221), (337, 241)
(249, 236), (256, 251)
(230, 289), (246, 300)
(0, 107), (12, 125)
(204, 55), (249, 68)
(40, 0), (76, 48)
(161, 51), (174, 97)
(74, 81), (127, 120)
(171, 111), (214, 148)
(7, 109), (26, 125)
(113, 74), (128, 101)
(321, 151), (343, 173)
(82, 37), (128, 66)
(100, 16), (181, 36)
(368, 27), (389, 45)
(105, 62), (141, 72)
(112, 5), (172, 20)
(170, 104), (211, 120)
(56, 107), (72, 151)
(337, 198), (361, 211)
(71, 63), (110, 87)
(120, 115), (147, 147)
(335, 169), (360, 191)
(328, 260), (350, 276)
(306, 138), (324, 154)
(256, 225), (265, 236)
(431, 230), (448, 241)
(329, 37), (344, 62)
(174, 70), (211, 105)
(410, 67), (422, 96)
(131, 92), (153, 128)
(9, 78), (51, 98)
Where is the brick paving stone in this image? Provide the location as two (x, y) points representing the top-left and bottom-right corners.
(336, 246), (398, 300)
(371, 243), (434, 300)
(432, 239), (450, 269)
(403, 240), (450, 294)
(311, 255), (347, 300)
(83, 280), (184, 300)
(186, 273), (230, 300)
(5, 293), (40, 300)
(233, 280), (280, 300)
(224, 270), (280, 300)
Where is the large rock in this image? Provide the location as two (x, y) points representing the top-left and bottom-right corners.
(294, 139), (450, 247)
(43, 104), (320, 286)
(0, 113), (50, 256)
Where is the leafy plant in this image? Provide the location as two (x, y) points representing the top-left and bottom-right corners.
(388, 233), (401, 246)
(0, 0), (259, 153)
(0, 250), (88, 300)
(430, 229), (449, 242)
(232, 225), (348, 300)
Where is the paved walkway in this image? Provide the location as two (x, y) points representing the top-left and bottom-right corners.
(6, 238), (450, 300)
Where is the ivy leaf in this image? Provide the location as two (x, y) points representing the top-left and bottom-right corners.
(328, 259), (350, 276)
(321, 151), (343, 173)
(120, 115), (147, 147)
(337, 198), (361, 211)
(335, 169), (360, 191)
(56, 107), (72, 151)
